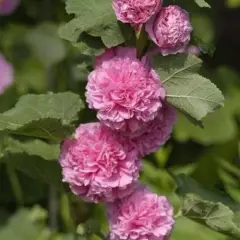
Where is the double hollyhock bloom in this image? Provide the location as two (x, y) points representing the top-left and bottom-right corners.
(59, 1), (184, 236)
(112, 0), (162, 25)
(131, 103), (176, 156)
(146, 5), (192, 56)
(0, 53), (14, 94)
(86, 47), (166, 137)
(86, 47), (176, 156)
(0, 0), (20, 15)
(59, 123), (140, 202)
(107, 185), (174, 240)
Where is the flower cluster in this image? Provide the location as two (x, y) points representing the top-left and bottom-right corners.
(113, 1), (192, 55)
(0, 53), (14, 94)
(58, 0), (194, 239)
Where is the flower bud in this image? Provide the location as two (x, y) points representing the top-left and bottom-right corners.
(112, 0), (162, 25)
(146, 5), (192, 56)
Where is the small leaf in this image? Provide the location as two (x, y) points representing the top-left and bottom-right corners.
(182, 194), (240, 238)
(194, 0), (211, 8)
(0, 92), (84, 140)
(153, 54), (224, 121)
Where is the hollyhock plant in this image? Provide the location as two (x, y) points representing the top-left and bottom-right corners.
(112, 0), (162, 25)
(59, 122), (141, 202)
(86, 47), (166, 137)
(131, 103), (177, 156)
(0, 0), (20, 15)
(107, 184), (175, 240)
(146, 5), (192, 56)
(0, 53), (14, 94)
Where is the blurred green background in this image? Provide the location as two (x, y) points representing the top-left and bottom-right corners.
(0, 0), (240, 239)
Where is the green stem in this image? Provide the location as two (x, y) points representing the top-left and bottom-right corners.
(6, 165), (23, 206)
(136, 27), (150, 59)
(60, 193), (75, 232)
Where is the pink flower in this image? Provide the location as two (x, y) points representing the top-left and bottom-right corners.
(112, 0), (162, 25)
(146, 5), (192, 56)
(107, 184), (175, 240)
(0, 53), (14, 94)
(0, 0), (20, 15)
(86, 47), (166, 136)
(59, 122), (140, 203)
(131, 103), (177, 156)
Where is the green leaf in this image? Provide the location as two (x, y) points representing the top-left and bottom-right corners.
(0, 137), (62, 189)
(176, 174), (239, 211)
(0, 92), (84, 140)
(192, 14), (215, 55)
(174, 105), (237, 145)
(0, 206), (72, 240)
(0, 166), (48, 204)
(172, 216), (229, 240)
(152, 54), (224, 121)
(218, 159), (240, 203)
(26, 23), (67, 67)
(194, 0), (211, 8)
(15, 58), (47, 94)
(226, 0), (240, 8)
(59, 0), (133, 48)
(0, 207), (46, 240)
(182, 194), (240, 238)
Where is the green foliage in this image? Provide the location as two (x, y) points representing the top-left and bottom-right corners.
(194, 0), (211, 8)
(182, 194), (240, 238)
(0, 206), (73, 240)
(26, 23), (67, 68)
(152, 54), (224, 121)
(174, 99), (237, 144)
(59, 0), (134, 50)
(0, 92), (84, 140)
(226, 0), (240, 7)
(0, 137), (62, 189)
(172, 217), (229, 240)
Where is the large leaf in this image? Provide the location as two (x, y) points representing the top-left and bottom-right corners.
(59, 0), (133, 48)
(0, 92), (84, 140)
(0, 137), (62, 189)
(176, 174), (239, 211)
(172, 216), (229, 240)
(153, 54), (224, 121)
(182, 194), (240, 238)
(174, 103), (237, 145)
